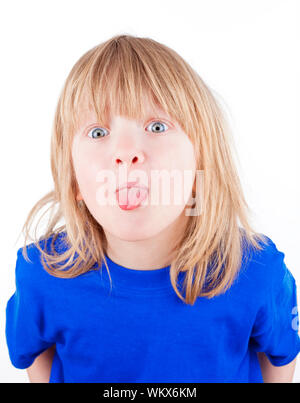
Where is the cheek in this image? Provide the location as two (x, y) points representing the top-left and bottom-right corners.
(162, 137), (196, 175)
(72, 143), (107, 202)
(170, 140), (197, 200)
(149, 139), (196, 206)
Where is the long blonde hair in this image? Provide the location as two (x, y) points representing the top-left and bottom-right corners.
(20, 34), (267, 305)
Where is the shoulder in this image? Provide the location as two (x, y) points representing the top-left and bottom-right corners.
(15, 231), (69, 286)
(244, 234), (285, 267)
(239, 234), (291, 295)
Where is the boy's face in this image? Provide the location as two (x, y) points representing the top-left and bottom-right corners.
(71, 99), (196, 242)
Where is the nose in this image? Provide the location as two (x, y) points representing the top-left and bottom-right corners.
(114, 150), (145, 167)
(112, 120), (146, 167)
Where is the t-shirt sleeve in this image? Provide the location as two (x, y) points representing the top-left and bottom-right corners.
(5, 247), (55, 369)
(250, 243), (300, 366)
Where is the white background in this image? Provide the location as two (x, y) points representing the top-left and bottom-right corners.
(0, 0), (299, 383)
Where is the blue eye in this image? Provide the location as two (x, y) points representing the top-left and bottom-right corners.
(87, 127), (109, 139)
(146, 121), (168, 134)
(87, 121), (169, 139)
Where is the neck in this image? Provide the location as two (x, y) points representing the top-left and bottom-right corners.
(104, 212), (189, 270)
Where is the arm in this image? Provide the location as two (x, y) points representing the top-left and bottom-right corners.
(26, 344), (56, 383)
(257, 352), (297, 383)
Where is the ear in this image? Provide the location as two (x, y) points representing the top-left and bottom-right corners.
(76, 192), (83, 201)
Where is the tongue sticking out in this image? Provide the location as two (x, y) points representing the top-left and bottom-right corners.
(117, 187), (148, 210)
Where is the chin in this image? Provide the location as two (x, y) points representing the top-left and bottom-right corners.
(113, 227), (158, 242)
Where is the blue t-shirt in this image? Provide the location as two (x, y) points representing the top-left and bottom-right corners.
(5, 232), (300, 383)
